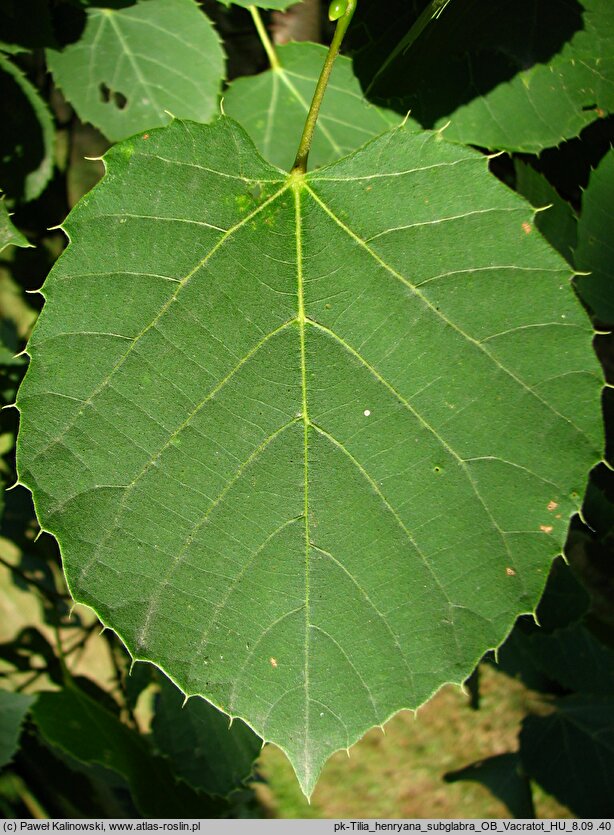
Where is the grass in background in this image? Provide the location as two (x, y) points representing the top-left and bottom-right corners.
(255, 664), (570, 819)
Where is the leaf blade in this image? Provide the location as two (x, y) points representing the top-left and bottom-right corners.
(355, 0), (614, 152)
(46, 0), (225, 141)
(224, 42), (399, 171)
(17, 117), (602, 796)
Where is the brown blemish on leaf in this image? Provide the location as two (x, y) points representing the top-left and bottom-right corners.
(142, 133), (150, 140)
(596, 108), (605, 118)
(540, 524), (553, 534)
(547, 500), (558, 511)
(505, 567), (516, 576)
(269, 657), (278, 668)
(522, 221), (532, 235)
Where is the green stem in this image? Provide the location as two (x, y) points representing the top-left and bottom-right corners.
(249, 6), (280, 71)
(291, 0), (357, 175)
(365, 0), (452, 96)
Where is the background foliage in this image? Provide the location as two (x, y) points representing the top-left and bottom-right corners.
(1, 0), (613, 818)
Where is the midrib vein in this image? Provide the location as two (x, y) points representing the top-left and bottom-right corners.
(106, 11), (161, 111)
(293, 181), (311, 782)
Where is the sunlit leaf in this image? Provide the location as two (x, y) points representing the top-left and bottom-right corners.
(17, 116), (601, 796)
(46, 0), (225, 142)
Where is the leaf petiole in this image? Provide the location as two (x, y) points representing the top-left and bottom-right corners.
(248, 6), (280, 71)
(291, 0), (357, 175)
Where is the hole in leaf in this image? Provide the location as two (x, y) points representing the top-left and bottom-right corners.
(113, 91), (128, 110)
(98, 83), (128, 110)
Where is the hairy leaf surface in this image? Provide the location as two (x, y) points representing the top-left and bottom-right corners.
(46, 0), (225, 141)
(225, 42), (398, 171)
(17, 117), (602, 795)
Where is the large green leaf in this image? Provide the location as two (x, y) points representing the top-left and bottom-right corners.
(46, 0), (225, 142)
(520, 695), (614, 818)
(0, 690), (35, 768)
(224, 42), (398, 171)
(0, 53), (55, 202)
(354, 0), (614, 152)
(574, 149), (614, 324)
(17, 117), (602, 796)
(152, 672), (262, 796)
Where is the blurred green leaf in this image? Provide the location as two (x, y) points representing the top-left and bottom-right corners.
(32, 682), (229, 816)
(575, 148), (614, 324)
(535, 557), (590, 631)
(0, 690), (35, 769)
(216, 0), (297, 9)
(445, 752), (535, 819)
(0, 54), (55, 202)
(528, 621), (614, 695)
(124, 660), (153, 710)
(520, 695), (614, 817)
(46, 0), (225, 142)
(0, 200), (31, 254)
(153, 672), (261, 797)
